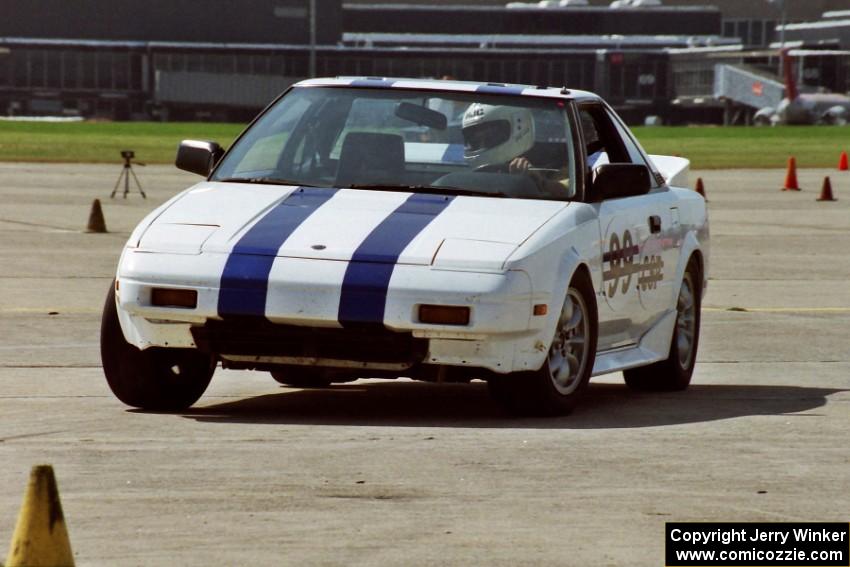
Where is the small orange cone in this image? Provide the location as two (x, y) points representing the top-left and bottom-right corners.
(5, 465), (75, 567)
(86, 199), (107, 233)
(782, 157), (801, 191)
(695, 177), (707, 201)
(817, 176), (836, 201)
(839, 151), (848, 171)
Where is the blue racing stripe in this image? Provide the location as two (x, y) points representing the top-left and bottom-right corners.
(476, 84), (526, 95)
(338, 193), (454, 326)
(218, 187), (337, 318)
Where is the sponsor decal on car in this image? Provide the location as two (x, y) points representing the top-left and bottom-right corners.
(602, 229), (664, 297)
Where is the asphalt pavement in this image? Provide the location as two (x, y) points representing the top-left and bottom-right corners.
(0, 162), (848, 566)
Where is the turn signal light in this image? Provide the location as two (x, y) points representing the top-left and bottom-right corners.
(418, 305), (470, 326)
(151, 288), (197, 309)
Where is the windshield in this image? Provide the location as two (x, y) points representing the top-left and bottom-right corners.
(213, 86), (576, 201)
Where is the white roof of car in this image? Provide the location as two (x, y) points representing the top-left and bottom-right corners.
(295, 77), (600, 101)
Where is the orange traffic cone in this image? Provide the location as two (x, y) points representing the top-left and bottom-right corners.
(817, 176), (836, 201)
(695, 177), (707, 201)
(839, 151), (848, 171)
(86, 199), (107, 233)
(782, 157), (801, 191)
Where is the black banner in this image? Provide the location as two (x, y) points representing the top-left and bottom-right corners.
(666, 523), (849, 566)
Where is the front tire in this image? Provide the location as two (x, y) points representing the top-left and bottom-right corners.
(101, 284), (215, 410)
(623, 258), (701, 391)
(488, 270), (598, 416)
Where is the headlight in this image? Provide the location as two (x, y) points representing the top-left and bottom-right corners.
(137, 224), (218, 255)
(431, 238), (516, 272)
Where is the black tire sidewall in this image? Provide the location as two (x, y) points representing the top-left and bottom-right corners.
(672, 266), (702, 382)
(489, 269), (598, 416)
(538, 270), (598, 413)
(101, 282), (214, 410)
(623, 258), (702, 391)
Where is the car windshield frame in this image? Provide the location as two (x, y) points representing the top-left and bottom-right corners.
(211, 85), (577, 202)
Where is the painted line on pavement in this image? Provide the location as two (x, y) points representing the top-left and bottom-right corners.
(0, 307), (101, 314)
(704, 307), (850, 313)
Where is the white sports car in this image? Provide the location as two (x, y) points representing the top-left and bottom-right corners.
(101, 77), (708, 416)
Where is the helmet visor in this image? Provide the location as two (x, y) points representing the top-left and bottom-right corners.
(463, 120), (511, 153)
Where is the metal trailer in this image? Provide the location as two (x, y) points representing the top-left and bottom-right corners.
(343, 4), (722, 36)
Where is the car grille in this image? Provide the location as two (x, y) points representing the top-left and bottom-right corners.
(191, 319), (428, 365)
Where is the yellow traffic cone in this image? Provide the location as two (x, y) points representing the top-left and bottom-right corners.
(6, 465), (74, 567)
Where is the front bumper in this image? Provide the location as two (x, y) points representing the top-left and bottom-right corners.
(115, 250), (554, 373)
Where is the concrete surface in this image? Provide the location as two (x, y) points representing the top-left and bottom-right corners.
(0, 162), (848, 566)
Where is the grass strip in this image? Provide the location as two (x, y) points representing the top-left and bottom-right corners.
(633, 125), (849, 169)
(0, 121), (244, 164)
(0, 121), (847, 169)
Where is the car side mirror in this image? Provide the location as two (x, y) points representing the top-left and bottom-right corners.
(593, 163), (651, 200)
(175, 140), (224, 177)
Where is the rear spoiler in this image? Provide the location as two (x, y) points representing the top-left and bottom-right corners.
(648, 154), (690, 188)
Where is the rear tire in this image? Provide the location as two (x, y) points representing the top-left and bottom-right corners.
(623, 258), (701, 391)
(101, 284), (215, 410)
(270, 368), (332, 388)
(488, 270), (598, 416)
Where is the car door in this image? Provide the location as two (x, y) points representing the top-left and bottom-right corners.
(578, 103), (671, 350)
(605, 106), (679, 320)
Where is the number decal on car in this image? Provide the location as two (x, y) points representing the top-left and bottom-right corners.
(602, 230), (664, 297)
(638, 255), (664, 291)
(603, 230), (639, 298)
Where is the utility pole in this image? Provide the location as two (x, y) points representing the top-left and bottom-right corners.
(767, 0), (787, 75)
(309, 0), (317, 78)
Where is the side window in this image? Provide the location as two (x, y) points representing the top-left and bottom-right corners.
(578, 109), (603, 167)
(577, 104), (629, 168)
(609, 116), (646, 165)
(578, 103), (659, 200)
(605, 108), (661, 188)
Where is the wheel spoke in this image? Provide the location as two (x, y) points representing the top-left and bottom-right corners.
(551, 335), (563, 352)
(565, 353), (580, 377)
(561, 301), (574, 327)
(548, 350), (564, 374)
(553, 360), (571, 386)
(564, 303), (583, 332)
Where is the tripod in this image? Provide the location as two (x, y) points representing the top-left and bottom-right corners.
(111, 151), (146, 199)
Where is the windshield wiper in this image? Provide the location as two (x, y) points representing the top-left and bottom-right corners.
(343, 184), (506, 198)
(216, 177), (320, 187)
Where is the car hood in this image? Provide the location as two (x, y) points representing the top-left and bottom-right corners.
(140, 182), (568, 265)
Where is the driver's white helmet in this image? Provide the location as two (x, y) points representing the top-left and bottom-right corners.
(462, 103), (534, 168)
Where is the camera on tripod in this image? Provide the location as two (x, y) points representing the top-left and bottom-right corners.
(111, 149), (146, 199)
